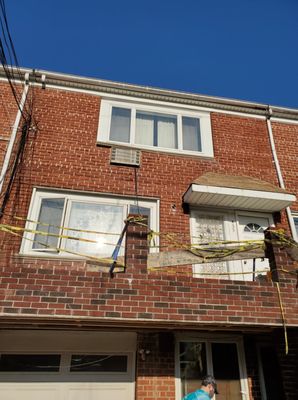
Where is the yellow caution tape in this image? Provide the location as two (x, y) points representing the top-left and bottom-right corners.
(0, 225), (124, 266)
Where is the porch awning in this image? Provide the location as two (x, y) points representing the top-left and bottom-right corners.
(183, 173), (296, 212)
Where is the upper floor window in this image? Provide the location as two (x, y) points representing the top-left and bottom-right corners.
(21, 189), (158, 258)
(98, 99), (213, 157)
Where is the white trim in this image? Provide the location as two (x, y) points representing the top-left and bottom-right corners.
(291, 213), (298, 242)
(271, 117), (298, 125)
(266, 113), (298, 238)
(0, 81), (29, 193)
(97, 98), (214, 157)
(184, 184), (296, 212)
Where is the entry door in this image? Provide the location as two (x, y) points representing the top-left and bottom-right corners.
(237, 215), (271, 280)
(191, 210), (272, 281)
(177, 338), (249, 400)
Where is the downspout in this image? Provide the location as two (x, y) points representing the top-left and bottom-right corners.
(0, 72), (30, 193)
(266, 107), (297, 238)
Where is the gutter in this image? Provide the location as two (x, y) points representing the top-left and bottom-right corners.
(266, 107), (297, 238)
(1, 66), (298, 120)
(0, 72), (30, 194)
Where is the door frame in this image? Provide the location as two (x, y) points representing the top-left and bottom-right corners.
(175, 333), (250, 400)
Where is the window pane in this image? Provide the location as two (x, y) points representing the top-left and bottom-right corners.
(64, 202), (123, 256)
(110, 107), (131, 143)
(136, 111), (177, 149)
(0, 354), (61, 372)
(179, 342), (207, 398)
(33, 198), (65, 249)
(182, 117), (201, 151)
(157, 114), (177, 148)
(135, 112), (154, 146)
(211, 343), (241, 400)
(70, 355), (127, 372)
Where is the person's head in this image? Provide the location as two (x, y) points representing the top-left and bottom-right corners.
(201, 375), (218, 398)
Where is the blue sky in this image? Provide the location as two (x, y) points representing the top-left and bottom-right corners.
(6, 0), (298, 108)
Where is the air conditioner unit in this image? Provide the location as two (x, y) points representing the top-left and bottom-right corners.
(110, 147), (141, 166)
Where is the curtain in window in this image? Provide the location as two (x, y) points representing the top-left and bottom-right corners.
(182, 117), (201, 151)
(110, 107), (131, 143)
(135, 111), (177, 149)
(158, 114), (177, 148)
(64, 202), (123, 256)
(135, 112), (154, 146)
(33, 198), (65, 249)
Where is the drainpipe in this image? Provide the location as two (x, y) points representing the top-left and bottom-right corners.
(0, 72), (30, 193)
(266, 107), (297, 238)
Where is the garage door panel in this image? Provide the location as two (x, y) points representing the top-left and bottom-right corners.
(0, 331), (136, 400)
(67, 384), (131, 400)
(0, 384), (62, 400)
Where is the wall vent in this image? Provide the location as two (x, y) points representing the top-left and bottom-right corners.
(110, 147), (141, 166)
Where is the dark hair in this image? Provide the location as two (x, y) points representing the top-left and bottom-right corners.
(201, 375), (219, 394)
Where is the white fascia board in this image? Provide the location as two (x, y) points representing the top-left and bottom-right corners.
(184, 184), (296, 211)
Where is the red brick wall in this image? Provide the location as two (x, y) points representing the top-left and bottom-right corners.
(0, 77), (297, 400)
(136, 332), (175, 400)
(1, 218), (297, 327)
(1, 85), (295, 254)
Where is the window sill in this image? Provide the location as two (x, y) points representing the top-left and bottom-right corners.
(97, 140), (214, 159)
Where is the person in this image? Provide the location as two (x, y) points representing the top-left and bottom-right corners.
(182, 375), (219, 399)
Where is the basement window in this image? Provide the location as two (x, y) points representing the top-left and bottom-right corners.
(21, 189), (158, 258)
(98, 99), (213, 157)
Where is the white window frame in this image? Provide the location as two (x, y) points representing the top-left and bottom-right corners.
(97, 98), (214, 157)
(292, 213), (298, 242)
(175, 333), (249, 400)
(20, 188), (159, 258)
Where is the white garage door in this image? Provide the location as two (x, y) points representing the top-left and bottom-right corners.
(0, 330), (136, 400)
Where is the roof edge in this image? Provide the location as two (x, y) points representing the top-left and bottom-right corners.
(1, 66), (298, 119)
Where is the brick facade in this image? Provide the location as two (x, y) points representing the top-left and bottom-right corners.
(0, 72), (297, 399)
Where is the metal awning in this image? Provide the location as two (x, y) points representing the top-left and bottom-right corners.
(183, 173), (296, 212)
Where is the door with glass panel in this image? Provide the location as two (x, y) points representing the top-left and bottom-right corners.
(178, 338), (249, 400)
(190, 210), (272, 281)
(236, 214), (271, 280)
(190, 211), (231, 279)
